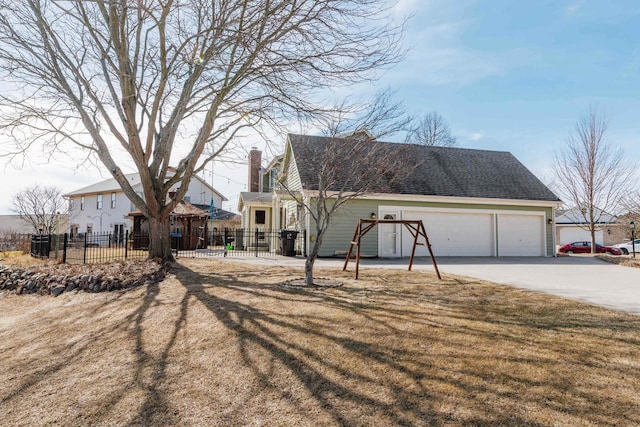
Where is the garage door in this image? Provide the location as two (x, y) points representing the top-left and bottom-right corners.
(497, 214), (544, 256)
(559, 226), (604, 245)
(402, 211), (495, 256)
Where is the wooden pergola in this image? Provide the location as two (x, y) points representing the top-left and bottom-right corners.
(343, 219), (441, 280)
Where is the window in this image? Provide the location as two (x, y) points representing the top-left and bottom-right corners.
(80, 196), (85, 211)
(111, 192), (116, 209)
(87, 224), (93, 234)
(255, 210), (266, 225)
(69, 198), (74, 211)
(97, 194), (103, 209)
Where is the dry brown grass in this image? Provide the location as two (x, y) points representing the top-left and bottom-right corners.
(1, 258), (639, 426)
(0, 253), (50, 268)
(597, 254), (640, 268)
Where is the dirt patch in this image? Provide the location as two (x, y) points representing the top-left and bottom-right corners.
(280, 277), (343, 289)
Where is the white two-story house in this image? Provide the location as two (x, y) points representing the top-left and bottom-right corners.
(63, 171), (227, 238)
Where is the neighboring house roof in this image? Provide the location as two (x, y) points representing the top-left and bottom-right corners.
(63, 173), (140, 196)
(555, 207), (618, 225)
(129, 200), (209, 218)
(63, 171), (228, 201)
(287, 134), (561, 202)
(238, 192), (273, 211)
(264, 154), (284, 171)
(191, 205), (240, 222)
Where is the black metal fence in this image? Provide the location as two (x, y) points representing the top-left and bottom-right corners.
(64, 232), (148, 264)
(190, 228), (306, 258)
(27, 229), (306, 264)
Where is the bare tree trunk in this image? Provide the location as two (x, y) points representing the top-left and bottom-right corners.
(148, 216), (174, 261)
(305, 233), (325, 286)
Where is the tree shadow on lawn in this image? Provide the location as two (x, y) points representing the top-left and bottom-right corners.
(171, 265), (441, 425)
(164, 263), (640, 426)
(3, 262), (639, 426)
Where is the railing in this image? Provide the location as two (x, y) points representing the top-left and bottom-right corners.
(64, 231), (147, 264)
(27, 229), (306, 264)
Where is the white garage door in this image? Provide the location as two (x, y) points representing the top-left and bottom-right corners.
(497, 214), (544, 256)
(559, 226), (604, 245)
(402, 211), (495, 256)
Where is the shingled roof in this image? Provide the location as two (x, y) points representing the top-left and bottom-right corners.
(288, 134), (560, 202)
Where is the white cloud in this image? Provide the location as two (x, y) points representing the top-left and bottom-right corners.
(564, 0), (586, 16)
(468, 132), (484, 141)
(386, 1), (537, 87)
(457, 130), (484, 143)
(391, 46), (535, 87)
(393, 0), (420, 16)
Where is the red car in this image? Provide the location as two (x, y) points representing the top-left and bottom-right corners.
(558, 241), (622, 255)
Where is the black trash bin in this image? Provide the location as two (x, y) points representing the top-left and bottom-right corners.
(280, 230), (299, 256)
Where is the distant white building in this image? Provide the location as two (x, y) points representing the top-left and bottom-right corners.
(0, 214), (69, 235)
(63, 172), (227, 237)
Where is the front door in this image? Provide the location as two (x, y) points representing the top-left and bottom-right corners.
(379, 210), (401, 257)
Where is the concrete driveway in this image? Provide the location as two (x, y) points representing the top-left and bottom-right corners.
(231, 255), (640, 315)
(356, 256), (640, 315)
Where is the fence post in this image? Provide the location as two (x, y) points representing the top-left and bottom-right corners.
(125, 230), (129, 260)
(255, 228), (259, 257)
(303, 229), (307, 257)
(52, 234), (58, 260)
(62, 233), (68, 264)
(83, 233), (87, 264)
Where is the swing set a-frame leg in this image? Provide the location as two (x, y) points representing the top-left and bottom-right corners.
(419, 221), (442, 280)
(343, 220), (361, 272)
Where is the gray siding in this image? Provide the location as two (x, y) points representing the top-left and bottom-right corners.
(311, 198), (555, 257)
(284, 148), (303, 192)
(309, 199), (381, 257)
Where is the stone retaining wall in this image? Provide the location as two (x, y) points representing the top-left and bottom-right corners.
(0, 260), (165, 297)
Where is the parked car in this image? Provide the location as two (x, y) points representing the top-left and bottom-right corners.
(613, 239), (640, 255)
(558, 241), (622, 255)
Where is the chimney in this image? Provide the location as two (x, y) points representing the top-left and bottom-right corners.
(248, 147), (262, 192)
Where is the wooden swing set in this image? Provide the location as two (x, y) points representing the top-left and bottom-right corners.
(343, 219), (442, 280)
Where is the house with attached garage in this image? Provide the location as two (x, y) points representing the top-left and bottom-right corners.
(259, 133), (562, 258)
(555, 207), (624, 246)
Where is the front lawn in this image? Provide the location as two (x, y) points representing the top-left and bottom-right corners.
(1, 258), (638, 426)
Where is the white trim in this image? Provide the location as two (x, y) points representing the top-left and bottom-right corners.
(390, 205), (547, 217)
(301, 190), (561, 208)
(377, 208), (401, 257)
(367, 193), (561, 208)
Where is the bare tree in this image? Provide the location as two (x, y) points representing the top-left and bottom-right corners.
(553, 107), (633, 253)
(620, 195), (640, 239)
(405, 111), (457, 147)
(280, 93), (414, 286)
(0, 0), (404, 260)
(12, 185), (68, 234)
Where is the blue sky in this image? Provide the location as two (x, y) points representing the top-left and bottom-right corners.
(382, 0), (640, 184)
(1, 0), (639, 214)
